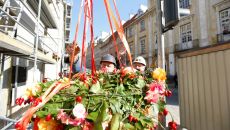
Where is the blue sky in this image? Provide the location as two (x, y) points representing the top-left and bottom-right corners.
(69, 0), (147, 43)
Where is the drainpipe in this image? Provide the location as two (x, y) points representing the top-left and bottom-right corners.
(33, 0), (42, 82)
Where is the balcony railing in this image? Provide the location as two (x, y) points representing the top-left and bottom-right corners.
(217, 33), (230, 44)
(175, 39), (199, 51)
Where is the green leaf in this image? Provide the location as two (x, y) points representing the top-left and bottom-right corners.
(110, 99), (122, 114)
(89, 81), (101, 93)
(110, 113), (120, 130)
(44, 103), (63, 115)
(36, 111), (49, 118)
(134, 122), (143, 129)
(135, 78), (146, 89)
(123, 123), (135, 130)
(140, 118), (154, 127)
(87, 111), (99, 122)
(67, 126), (82, 130)
(94, 101), (108, 130)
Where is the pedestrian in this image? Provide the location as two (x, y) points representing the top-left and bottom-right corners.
(100, 54), (116, 73)
(174, 73), (178, 88)
(64, 43), (81, 74)
(133, 56), (146, 73)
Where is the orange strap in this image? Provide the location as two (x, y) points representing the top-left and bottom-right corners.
(69, 0), (84, 79)
(103, 0), (122, 68)
(104, 0), (133, 66)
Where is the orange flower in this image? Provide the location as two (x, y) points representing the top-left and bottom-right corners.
(120, 67), (136, 77)
(152, 68), (166, 81)
(37, 118), (60, 130)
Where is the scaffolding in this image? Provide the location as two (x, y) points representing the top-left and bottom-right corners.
(0, 0), (68, 128)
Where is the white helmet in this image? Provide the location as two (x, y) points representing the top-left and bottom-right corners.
(133, 56), (146, 66)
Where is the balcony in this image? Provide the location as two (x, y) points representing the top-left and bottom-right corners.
(217, 33), (230, 44)
(66, 23), (70, 29)
(175, 39), (199, 51)
(27, 0), (57, 28)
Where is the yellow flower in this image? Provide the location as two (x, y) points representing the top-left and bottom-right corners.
(59, 77), (69, 83)
(152, 68), (167, 81)
(37, 118), (60, 130)
(25, 84), (42, 97)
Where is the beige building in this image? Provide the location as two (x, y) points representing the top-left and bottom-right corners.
(90, 5), (158, 68)
(86, 32), (110, 69)
(148, 0), (230, 129)
(125, 6), (157, 67)
(162, 0), (230, 76)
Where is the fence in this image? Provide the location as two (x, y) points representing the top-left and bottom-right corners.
(176, 43), (230, 130)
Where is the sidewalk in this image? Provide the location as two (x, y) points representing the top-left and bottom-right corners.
(166, 83), (181, 129)
(166, 87), (180, 123)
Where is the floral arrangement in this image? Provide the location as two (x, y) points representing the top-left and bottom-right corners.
(15, 67), (177, 130)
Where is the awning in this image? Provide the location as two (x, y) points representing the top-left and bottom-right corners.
(27, 0), (57, 28)
(0, 32), (56, 64)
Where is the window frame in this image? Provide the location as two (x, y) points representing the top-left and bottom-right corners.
(219, 8), (230, 34)
(180, 23), (192, 43)
(140, 20), (145, 32)
(140, 38), (146, 54)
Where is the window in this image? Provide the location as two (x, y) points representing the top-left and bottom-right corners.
(180, 23), (192, 43)
(140, 20), (145, 31)
(128, 26), (134, 37)
(140, 39), (146, 54)
(179, 0), (190, 9)
(129, 43), (133, 54)
(220, 8), (230, 34)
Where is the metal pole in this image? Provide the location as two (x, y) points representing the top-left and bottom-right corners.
(33, 0), (42, 82)
(156, 0), (166, 129)
(156, 0), (165, 70)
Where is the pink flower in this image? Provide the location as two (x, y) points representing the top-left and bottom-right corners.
(144, 82), (164, 104)
(73, 104), (87, 119)
(57, 108), (86, 126)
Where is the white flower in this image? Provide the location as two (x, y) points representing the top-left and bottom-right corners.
(72, 104), (86, 119)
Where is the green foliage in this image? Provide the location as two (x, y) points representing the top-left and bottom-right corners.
(33, 71), (167, 130)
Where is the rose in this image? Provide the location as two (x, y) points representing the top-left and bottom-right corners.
(72, 104), (87, 119)
(152, 68), (167, 81)
(37, 118), (60, 130)
(25, 84), (42, 97)
(120, 67), (136, 77)
(144, 82), (164, 104)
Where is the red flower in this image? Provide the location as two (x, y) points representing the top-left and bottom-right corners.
(75, 96), (82, 103)
(45, 114), (52, 121)
(168, 121), (177, 130)
(163, 108), (168, 116)
(83, 121), (94, 130)
(165, 90), (172, 97)
(15, 98), (24, 106)
(128, 115), (133, 122)
(15, 122), (21, 129)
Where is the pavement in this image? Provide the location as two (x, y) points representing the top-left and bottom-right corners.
(166, 87), (180, 125)
(165, 83), (182, 129)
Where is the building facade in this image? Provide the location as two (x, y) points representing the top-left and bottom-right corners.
(0, 0), (71, 127)
(163, 0), (230, 76)
(88, 5), (157, 69)
(125, 6), (157, 67)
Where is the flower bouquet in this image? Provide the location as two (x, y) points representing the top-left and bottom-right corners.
(15, 67), (176, 130)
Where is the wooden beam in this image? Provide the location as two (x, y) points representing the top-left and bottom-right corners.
(175, 42), (230, 58)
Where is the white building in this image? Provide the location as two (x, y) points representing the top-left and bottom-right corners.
(0, 0), (71, 127)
